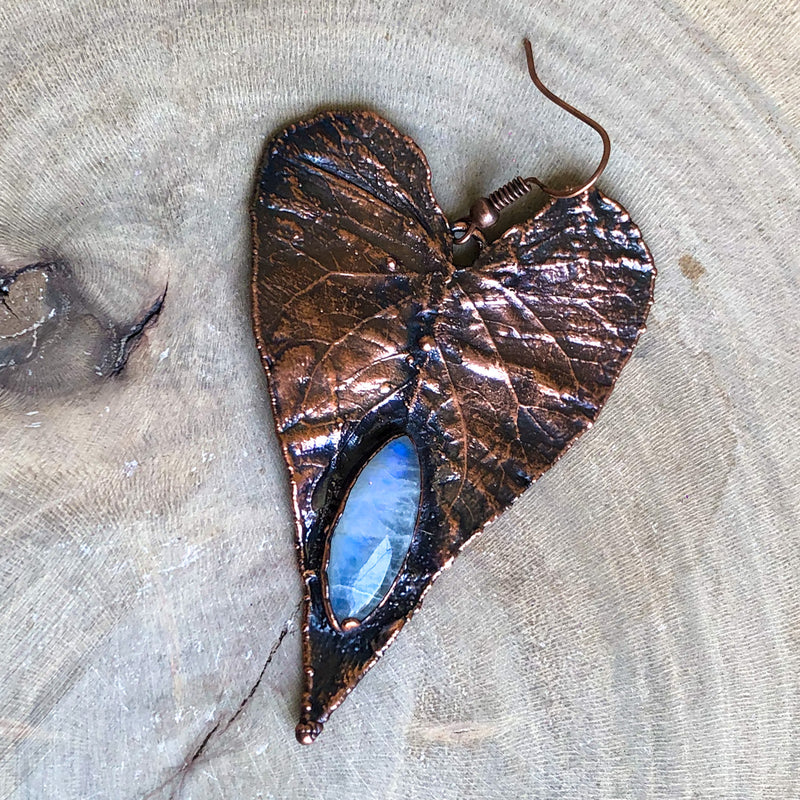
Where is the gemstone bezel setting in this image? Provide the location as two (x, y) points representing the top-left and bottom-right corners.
(320, 433), (422, 633)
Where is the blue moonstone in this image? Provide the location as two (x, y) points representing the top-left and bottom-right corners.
(326, 436), (421, 624)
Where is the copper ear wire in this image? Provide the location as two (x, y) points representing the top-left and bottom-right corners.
(453, 38), (612, 246)
(521, 38), (611, 199)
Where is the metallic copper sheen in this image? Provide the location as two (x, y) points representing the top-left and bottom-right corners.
(521, 37), (611, 199)
(454, 39), (613, 246)
(251, 110), (655, 743)
(468, 197), (499, 229)
(454, 177), (533, 245)
(295, 720), (323, 745)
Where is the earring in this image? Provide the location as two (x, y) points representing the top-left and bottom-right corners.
(251, 38), (655, 744)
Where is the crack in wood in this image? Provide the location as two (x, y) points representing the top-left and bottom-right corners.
(111, 284), (168, 375)
(0, 289), (19, 319)
(140, 609), (298, 800)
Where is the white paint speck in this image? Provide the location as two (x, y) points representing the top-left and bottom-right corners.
(158, 347), (170, 362)
(123, 459), (139, 477)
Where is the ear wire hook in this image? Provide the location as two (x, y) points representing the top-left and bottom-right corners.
(522, 38), (611, 199)
(453, 38), (612, 246)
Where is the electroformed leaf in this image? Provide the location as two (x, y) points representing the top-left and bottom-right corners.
(251, 110), (655, 742)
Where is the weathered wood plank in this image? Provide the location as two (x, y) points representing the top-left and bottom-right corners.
(1, 1), (798, 797)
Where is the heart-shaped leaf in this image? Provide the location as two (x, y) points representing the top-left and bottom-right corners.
(252, 110), (655, 742)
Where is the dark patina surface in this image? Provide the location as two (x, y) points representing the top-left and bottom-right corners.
(251, 110), (655, 743)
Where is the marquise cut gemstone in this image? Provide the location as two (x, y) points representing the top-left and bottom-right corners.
(326, 436), (421, 624)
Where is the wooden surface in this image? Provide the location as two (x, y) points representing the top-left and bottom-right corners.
(0, 1), (797, 797)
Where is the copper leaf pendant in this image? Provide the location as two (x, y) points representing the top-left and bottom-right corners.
(250, 111), (655, 743)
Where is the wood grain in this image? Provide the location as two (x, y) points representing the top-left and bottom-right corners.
(0, 0), (798, 797)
